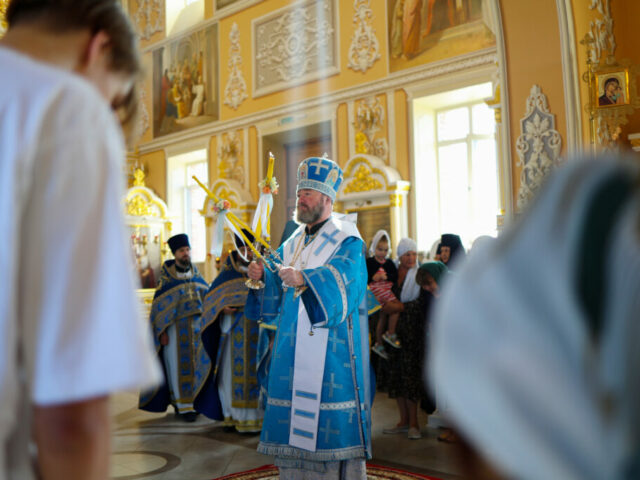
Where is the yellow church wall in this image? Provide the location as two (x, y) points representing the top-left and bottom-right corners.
(393, 89), (410, 181)
(571, 0), (592, 149)
(215, 0), (389, 122)
(499, 0), (568, 208)
(610, 0), (640, 144)
(248, 126), (259, 199)
(205, 1), (214, 19)
(130, 0), (508, 236)
(140, 150), (167, 200)
(337, 103), (350, 165)
(207, 135), (218, 185)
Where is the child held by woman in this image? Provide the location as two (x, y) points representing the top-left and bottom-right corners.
(367, 230), (401, 359)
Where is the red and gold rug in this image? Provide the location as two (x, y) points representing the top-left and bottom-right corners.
(214, 464), (443, 480)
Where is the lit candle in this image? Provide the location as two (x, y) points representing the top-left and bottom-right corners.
(266, 152), (274, 181)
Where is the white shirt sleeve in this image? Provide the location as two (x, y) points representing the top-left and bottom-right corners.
(20, 83), (162, 406)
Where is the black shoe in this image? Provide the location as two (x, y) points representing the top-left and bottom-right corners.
(180, 412), (198, 422)
(222, 425), (236, 433)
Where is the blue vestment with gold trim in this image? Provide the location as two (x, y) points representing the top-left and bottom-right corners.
(246, 215), (372, 472)
(202, 253), (261, 429)
(139, 260), (220, 418)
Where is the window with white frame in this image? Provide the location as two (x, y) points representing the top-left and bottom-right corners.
(167, 149), (208, 263)
(413, 82), (500, 253)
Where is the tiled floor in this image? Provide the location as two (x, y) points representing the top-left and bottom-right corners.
(110, 391), (463, 479)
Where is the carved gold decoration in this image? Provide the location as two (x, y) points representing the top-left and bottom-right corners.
(200, 180), (255, 246)
(355, 132), (369, 154)
(127, 195), (158, 217)
(485, 84), (502, 124)
(133, 167), (146, 187)
(355, 96), (383, 139)
(389, 193), (402, 207)
(125, 177), (171, 295)
(212, 188), (238, 209)
(124, 170), (168, 220)
(0, 0), (8, 37)
(353, 96), (388, 160)
(218, 131), (245, 185)
(343, 162), (385, 194)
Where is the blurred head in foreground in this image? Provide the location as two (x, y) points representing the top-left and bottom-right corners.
(429, 155), (640, 480)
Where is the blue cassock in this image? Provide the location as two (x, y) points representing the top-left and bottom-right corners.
(246, 215), (373, 471)
(139, 260), (221, 419)
(201, 254), (260, 414)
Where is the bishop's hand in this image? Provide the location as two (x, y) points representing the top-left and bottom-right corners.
(278, 266), (304, 288)
(248, 261), (264, 281)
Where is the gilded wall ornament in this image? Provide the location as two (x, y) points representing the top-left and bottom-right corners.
(0, 0), (8, 37)
(515, 85), (562, 211)
(342, 158), (388, 194)
(218, 131), (245, 185)
(125, 169), (164, 217)
(132, 0), (164, 41)
(224, 23), (249, 110)
(347, 0), (380, 73)
(133, 167), (146, 187)
(389, 193), (402, 207)
(343, 164), (383, 193)
(127, 194), (156, 217)
(353, 96), (388, 160)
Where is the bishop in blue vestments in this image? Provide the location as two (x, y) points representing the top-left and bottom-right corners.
(247, 157), (372, 479)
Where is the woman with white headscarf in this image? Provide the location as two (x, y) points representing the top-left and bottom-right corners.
(430, 156), (640, 479)
(380, 238), (428, 440)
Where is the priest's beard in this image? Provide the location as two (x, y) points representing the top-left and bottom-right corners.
(176, 258), (192, 270)
(294, 201), (324, 225)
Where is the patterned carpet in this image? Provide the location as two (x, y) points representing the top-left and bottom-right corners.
(214, 464), (443, 480)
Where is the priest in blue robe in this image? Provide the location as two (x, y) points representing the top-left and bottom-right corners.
(139, 233), (219, 422)
(246, 156), (372, 479)
(201, 230), (263, 432)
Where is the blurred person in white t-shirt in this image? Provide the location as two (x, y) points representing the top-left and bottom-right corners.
(0, 1), (161, 479)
